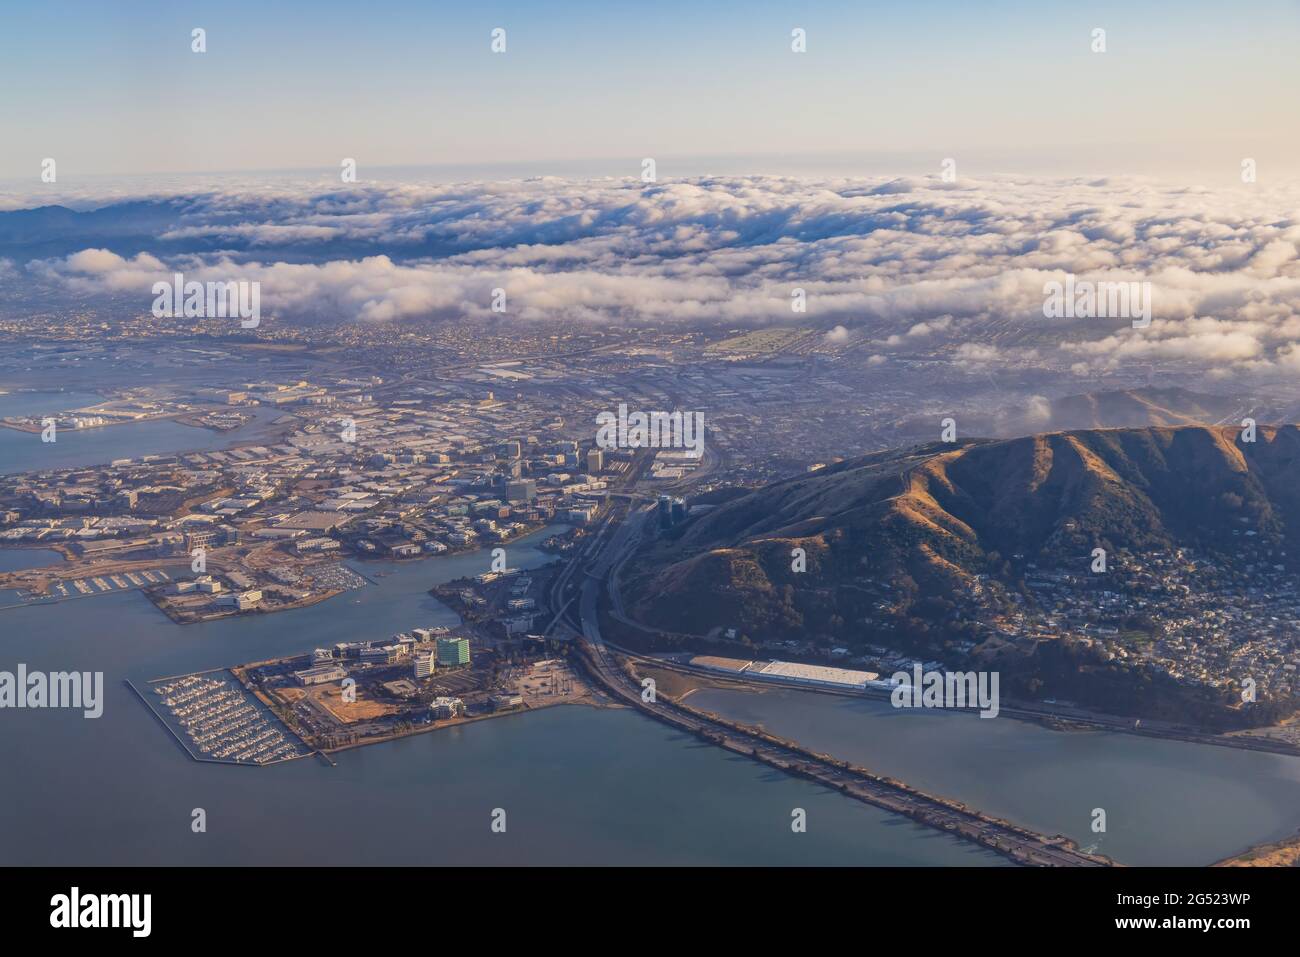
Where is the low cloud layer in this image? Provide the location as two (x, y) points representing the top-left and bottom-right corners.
(8, 174), (1300, 376)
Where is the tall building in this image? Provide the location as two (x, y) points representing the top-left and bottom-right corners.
(586, 448), (604, 473)
(413, 652), (436, 679)
(658, 495), (687, 529)
(436, 636), (471, 667)
(506, 479), (537, 503)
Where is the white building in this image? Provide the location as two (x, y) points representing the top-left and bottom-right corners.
(413, 652), (436, 679)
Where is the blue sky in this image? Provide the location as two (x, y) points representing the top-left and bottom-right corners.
(3, 0), (1299, 182)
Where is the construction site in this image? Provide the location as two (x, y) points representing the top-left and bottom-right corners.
(220, 630), (595, 754)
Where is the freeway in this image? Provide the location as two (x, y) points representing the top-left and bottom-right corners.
(594, 451), (1300, 760)
(603, 644), (1300, 758)
(550, 507), (1114, 867)
(542, 446), (656, 636)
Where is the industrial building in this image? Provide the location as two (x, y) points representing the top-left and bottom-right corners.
(293, 664), (347, 686)
(689, 656), (879, 691)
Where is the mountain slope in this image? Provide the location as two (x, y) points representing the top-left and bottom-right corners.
(626, 425), (1300, 638)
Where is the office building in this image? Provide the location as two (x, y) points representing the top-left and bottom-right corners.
(413, 652), (436, 679)
(505, 479), (537, 503)
(437, 636), (471, 667)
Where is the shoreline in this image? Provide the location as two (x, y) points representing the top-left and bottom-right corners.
(146, 586), (343, 625)
(1213, 831), (1300, 867)
(619, 649), (1300, 758)
(222, 644), (608, 757)
(316, 696), (619, 756)
(575, 644), (1114, 867)
(650, 661), (1300, 866)
(0, 410), (205, 434)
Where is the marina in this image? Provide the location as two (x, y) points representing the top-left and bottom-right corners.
(1, 567), (171, 609)
(132, 671), (311, 766)
(8, 522), (1300, 865)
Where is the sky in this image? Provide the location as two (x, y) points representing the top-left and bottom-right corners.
(3, 0), (1300, 184)
(4, 0), (1300, 384)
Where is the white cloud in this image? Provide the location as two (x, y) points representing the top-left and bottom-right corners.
(13, 174), (1300, 376)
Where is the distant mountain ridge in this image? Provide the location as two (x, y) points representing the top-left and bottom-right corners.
(895, 387), (1255, 441)
(1010, 387), (1248, 433)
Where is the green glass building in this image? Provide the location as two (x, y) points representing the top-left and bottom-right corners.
(436, 636), (471, 667)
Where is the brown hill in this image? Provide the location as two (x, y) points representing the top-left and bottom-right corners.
(625, 425), (1300, 640)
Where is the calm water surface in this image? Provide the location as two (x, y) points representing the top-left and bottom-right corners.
(0, 392), (286, 475)
(689, 685), (1300, 865)
(6, 389), (1283, 865)
(0, 531), (998, 865)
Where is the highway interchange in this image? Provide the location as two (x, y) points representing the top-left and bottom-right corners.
(540, 473), (1114, 867)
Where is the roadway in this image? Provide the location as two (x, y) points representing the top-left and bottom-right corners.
(547, 502), (1114, 867)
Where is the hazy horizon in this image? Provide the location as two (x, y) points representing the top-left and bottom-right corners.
(5, 0), (1300, 181)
